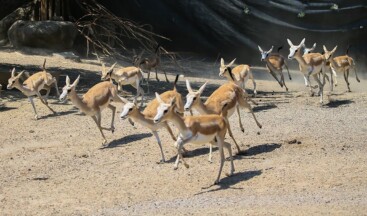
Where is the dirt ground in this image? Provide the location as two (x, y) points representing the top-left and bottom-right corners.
(0, 50), (367, 215)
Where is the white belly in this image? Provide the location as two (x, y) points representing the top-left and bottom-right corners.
(191, 133), (216, 145)
(119, 77), (136, 85)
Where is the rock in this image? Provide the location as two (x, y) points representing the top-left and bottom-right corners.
(8, 20), (77, 50)
(288, 139), (297, 144)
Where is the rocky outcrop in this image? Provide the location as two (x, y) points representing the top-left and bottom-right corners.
(8, 20), (77, 50)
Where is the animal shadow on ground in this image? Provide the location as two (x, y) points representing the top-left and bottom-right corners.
(324, 99), (353, 108)
(195, 170), (262, 194)
(253, 103), (277, 113)
(0, 106), (17, 112)
(37, 109), (79, 120)
(165, 146), (217, 163)
(237, 143), (282, 157)
(103, 133), (152, 149)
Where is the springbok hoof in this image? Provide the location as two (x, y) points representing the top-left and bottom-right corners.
(241, 128), (245, 133)
(184, 163), (190, 169)
(156, 160), (165, 164)
(173, 166), (178, 170)
(34, 115), (39, 120)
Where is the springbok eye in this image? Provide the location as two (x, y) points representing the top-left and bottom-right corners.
(67, 89), (71, 93)
(193, 97), (196, 100)
(129, 108), (133, 111)
(295, 50), (298, 53)
(164, 109), (168, 114)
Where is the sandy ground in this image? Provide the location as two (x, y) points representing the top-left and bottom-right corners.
(0, 50), (367, 215)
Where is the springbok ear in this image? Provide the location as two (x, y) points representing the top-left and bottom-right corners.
(11, 68), (16, 77)
(66, 76), (70, 86)
(287, 39), (293, 47)
(169, 96), (176, 106)
(323, 45), (328, 52)
(268, 46), (274, 53)
(258, 45), (263, 53)
(73, 75), (80, 86)
(332, 45), (338, 53)
(109, 62), (117, 72)
(198, 82), (207, 94)
(186, 79), (193, 93)
(155, 92), (164, 104)
(312, 43), (317, 49)
(120, 96), (129, 104)
(220, 58), (224, 66)
(228, 58), (236, 67)
(101, 63), (106, 72)
(18, 70), (24, 78)
(133, 98), (138, 106)
(299, 38), (306, 47)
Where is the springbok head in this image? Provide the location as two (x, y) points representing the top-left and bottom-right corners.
(219, 58), (236, 78)
(59, 75), (80, 102)
(100, 62), (117, 81)
(302, 43), (316, 55)
(258, 45), (273, 61)
(287, 38), (305, 60)
(184, 79), (207, 112)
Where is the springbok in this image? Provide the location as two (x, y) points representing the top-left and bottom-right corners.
(219, 58), (257, 95)
(287, 38), (327, 103)
(7, 62), (59, 119)
(119, 75), (185, 163)
(184, 80), (262, 159)
(153, 93), (235, 184)
(323, 45), (360, 92)
(258, 45), (291, 91)
(134, 45), (169, 83)
(59, 76), (129, 146)
(101, 62), (145, 106)
(303, 43), (317, 55)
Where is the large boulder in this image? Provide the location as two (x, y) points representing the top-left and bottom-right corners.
(8, 20), (77, 50)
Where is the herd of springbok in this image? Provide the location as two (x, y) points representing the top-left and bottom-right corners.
(3, 38), (361, 184)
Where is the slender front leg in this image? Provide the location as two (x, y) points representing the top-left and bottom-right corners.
(53, 78), (60, 96)
(226, 116), (241, 154)
(29, 97), (39, 120)
(312, 74), (324, 103)
(223, 141), (235, 177)
(284, 62), (291, 80)
(353, 67), (360, 83)
(215, 136), (225, 184)
(35, 91), (55, 113)
(107, 104), (116, 132)
(208, 143), (213, 163)
(152, 131), (165, 163)
(238, 98), (262, 129)
(159, 65), (169, 83)
(250, 73), (257, 95)
(154, 68), (160, 82)
(164, 122), (177, 141)
(91, 115), (107, 145)
(236, 105), (245, 133)
(331, 68), (338, 86)
(344, 71), (351, 92)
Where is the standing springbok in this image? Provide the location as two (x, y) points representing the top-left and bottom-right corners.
(303, 43), (317, 55)
(287, 38), (327, 103)
(7, 64), (59, 119)
(323, 45), (360, 92)
(219, 58), (257, 95)
(59, 76), (128, 146)
(101, 62), (145, 106)
(134, 45), (169, 83)
(258, 45), (291, 91)
(119, 75), (185, 163)
(184, 80), (262, 158)
(153, 93), (235, 184)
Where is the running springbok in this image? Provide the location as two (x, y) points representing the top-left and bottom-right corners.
(101, 62), (145, 106)
(258, 45), (291, 91)
(120, 75), (185, 163)
(219, 58), (257, 95)
(184, 80), (262, 159)
(59, 76), (128, 146)
(287, 38), (327, 103)
(7, 61), (59, 119)
(153, 93), (235, 184)
(134, 45), (169, 83)
(323, 45), (360, 92)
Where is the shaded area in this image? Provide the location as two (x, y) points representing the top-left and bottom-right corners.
(196, 170), (262, 194)
(239, 143), (282, 156)
(103, 133), (152, 148)
(325, 99), (354, 108)
(253, 103), (278, 113)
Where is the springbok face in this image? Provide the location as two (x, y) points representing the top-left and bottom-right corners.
(303, 43), (316, 55)
(322, 45), (337, 61)
(184, 79), (207, 111)
(287, 38), (305, 60)
(120, 102), (137, 120)
(132, 50), (145, 67)
(258, 45), (273, 61)
(100, 63), (116, 81)
(59, 75), (80, 102)
(219, 58), (236, 77)
(7, 68), (23, 89)
(153, 92), (175, 123)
